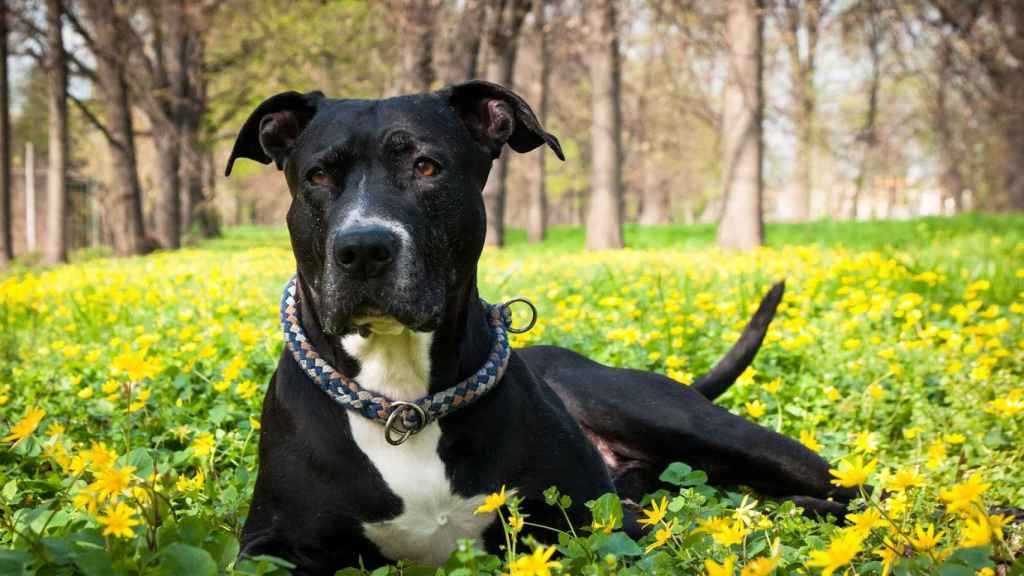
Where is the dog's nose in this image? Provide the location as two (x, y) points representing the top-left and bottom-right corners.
(333, 226), (399, 279)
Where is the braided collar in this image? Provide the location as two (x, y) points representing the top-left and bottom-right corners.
(280, 276), (517, 445)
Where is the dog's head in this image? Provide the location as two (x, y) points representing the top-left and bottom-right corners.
(226, 81), (563, 335)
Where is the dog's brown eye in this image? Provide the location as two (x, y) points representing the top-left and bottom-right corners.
(308, 169), (330, 186)
(414, 159), (440, 177)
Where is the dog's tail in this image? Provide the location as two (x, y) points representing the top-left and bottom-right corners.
(692, 280), (785, 402)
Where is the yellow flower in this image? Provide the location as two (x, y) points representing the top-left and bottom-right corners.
(852, 431), (879, 453)
(73, 489), (99, 513)
(800, 430), (822, 452)
(43, 441), (70, 469)
(506, 545), (561, 576)
(902, 426), (923, 440)
(885, 493), (909, 519)
(867, 383), (885, 400)
(939, 474), (989, 515)
(927, 440), (947, 469)
(745, 400), (766, 419)
(192, 432), (216, 459)
(909, 523), (943, 552)
(704, 555), (736, 576)
(46, 423), (65, 437)
(847, 508), (885, 534)
(712, 520), (749, 547)
(806, 530), (864, 576)
(638, 496), (668, 529)
(111, 349), (161, 382)
(475, 485), (508, 514)
(763, 379), (781, 395)
(222, 355), (246, 382)
(590, 518), (613, 534)
(645, 518), (675, 553)
(875, 538), (899, 576)
(237, 380), (259, 399)
(508, 513), (524, 533)
(741, 556), (778, 576)
(945, 433), (966, 445)
(90, 465), (136, 501)
(249, 417), (261, 430)
(3, 407), (46, 444)
(128, 388), (151, 412)
(960, 514), (993, 547)
(885, 468), (924, 492)
(829, 456), (877, 488)
(96, 502), (141, 539)
(176, 468), (205, 492)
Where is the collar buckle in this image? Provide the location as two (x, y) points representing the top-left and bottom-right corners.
(384, 401), (428, 446)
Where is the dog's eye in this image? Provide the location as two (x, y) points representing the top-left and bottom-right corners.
(414, 158), (440, 178)
(307, 168), (330, 187)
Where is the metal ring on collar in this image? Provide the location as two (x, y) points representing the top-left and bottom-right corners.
(384, 401), (428, 446)
(501, 297), (537, 334)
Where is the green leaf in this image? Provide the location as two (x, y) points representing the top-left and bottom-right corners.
(659, 462), (708, 487)
(597, 532), (643, 557)
(543, 486), (560, 506)
(160, 543), (218, 576)
(204, 531), (240, 569)
(121, 447), (155, 478)
(0, 549), (29, 576)
(586, 493), (623, 532)
(939, 546), (994, 574)
(2, 479), (18, 502)
(74, 548), (116, 576)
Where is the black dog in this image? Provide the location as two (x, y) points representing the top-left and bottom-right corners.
(225, 81), (856, 574)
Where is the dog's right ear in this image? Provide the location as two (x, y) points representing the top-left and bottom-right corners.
(224, 91), (325, 176)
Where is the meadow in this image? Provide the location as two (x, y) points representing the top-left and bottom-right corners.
(1, 213), (1022, 575)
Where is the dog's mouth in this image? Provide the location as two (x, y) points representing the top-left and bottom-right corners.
(351, 316), (409, 337)
(314, 272), (446, 336)
(319, 300), (441, 336)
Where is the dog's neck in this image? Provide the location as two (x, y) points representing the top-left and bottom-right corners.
(296, 272), (494, 400)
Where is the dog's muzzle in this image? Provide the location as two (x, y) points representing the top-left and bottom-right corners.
(332, 225), (399, 280)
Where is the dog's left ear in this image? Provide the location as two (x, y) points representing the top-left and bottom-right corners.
(224, 90), (325, 176)
(442, 80), (565, 161)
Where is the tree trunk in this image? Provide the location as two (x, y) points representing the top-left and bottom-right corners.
(526, 0), (548, 243)
(638, 166), (669, 225)
(481, 0), (530, 247)
(717, 0), (764, 250)
(637, 54), (667, 226)
(44, 0), (69, 264)
(180, 113), (207, 236)
(180, 20), (218, 239)
(0, 3), (12, 265)
(397, 0), (438, 93)
(83, 0), (147, 256)
(790, 83), (813, 220)
(776, 0), (820, 222)
(584, 0), (624, 250)
(440, 0), (486, 84)
(999, 69), (1024, 211)
(153, 127), (181, 248)
(934, 36), (964, 213)
(852, 14), (882, 220)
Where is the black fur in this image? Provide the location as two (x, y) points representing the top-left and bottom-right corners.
(226, 81), (856, 575)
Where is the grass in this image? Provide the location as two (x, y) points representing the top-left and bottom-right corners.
(0, 213), (1022, 575)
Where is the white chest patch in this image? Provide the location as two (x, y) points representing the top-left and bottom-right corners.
(341, 326), (494, 565)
